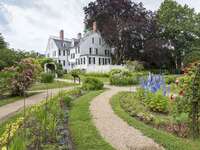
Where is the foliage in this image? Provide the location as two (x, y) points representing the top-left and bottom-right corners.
(9, 58), (41, 96)
(40, 72), (54, 83)
(0, 71), (15, 96)
(70, 69), (82, 77)
(84, 0), (160, 65)
(0, 117), (24, 147)
(82, 77), (104, 90)
(176, 62), (200, 138)
(183, 51), (200, 66)
(109, 69), (138, 86)
(111, 93), (200, 149)
(125, 60), (144, 72)
(145, 90), (169, 113)
(164, 75), (177, 84)
(157, 0), (200, 69)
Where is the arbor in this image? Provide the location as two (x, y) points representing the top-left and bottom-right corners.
(84, 0), (158, 64)
(157, 0), (199, 69)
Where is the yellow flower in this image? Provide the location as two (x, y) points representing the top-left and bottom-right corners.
(1, 146), (7, 150)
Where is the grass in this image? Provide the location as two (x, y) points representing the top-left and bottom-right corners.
(69, 90), (114, 150)
(110, 92), (200, 150)
(0, 92), (39, 107)
(63, 74), (110, 83)
(29, 81), (76, 91)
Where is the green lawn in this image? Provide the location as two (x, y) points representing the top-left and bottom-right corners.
(111, 92), (200, 150)
(69, 90), (114, 150)
(29, 81), (76, 91)
(63, 74), (110, 83)
(0, 92), (39, 107)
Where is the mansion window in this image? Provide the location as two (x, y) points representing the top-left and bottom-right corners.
(78, 59), (80, 65)
(102, 58), (105, 65)
(89, 48), (92, 54)
(59, 50), (61, 56)
(63, 50), (65, 56)
(108, 59), (111, 64)
(81, 58), (83, 64)
(93, 57), (96, 64)
(58, 60), (61, 64)
(105, 50), (110, 56)
(96, 48), (98, 55)
(105, 58), (107, 65)
(83, 57), (86, 64)
(89, 57), (91, 64)
(63, 60), (65, 66)
(99, 58), (101, 65)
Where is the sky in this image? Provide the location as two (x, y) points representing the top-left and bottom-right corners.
(0, 0), (199, 54)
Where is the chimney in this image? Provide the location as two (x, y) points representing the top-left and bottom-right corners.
(93, 22), (97, 32)
(60, 30), (64, 40)
(77, 33), (82, 39)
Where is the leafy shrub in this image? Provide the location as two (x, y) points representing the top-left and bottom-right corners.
(63, 95), (72, 107)
(146, 91), (169, 113)
(183, 51), (200, 66)
(164, 75), (177, 84)
(82, 77), (104, 90)
(10, 58), (41, 96)
(0, 71), (15, 96)
(109, 69), (138, 86)
(70, 69), (83, 77)
(40, 72), (54, 83)
(66, 88), (83, 98)
(125, 60), (144, 72)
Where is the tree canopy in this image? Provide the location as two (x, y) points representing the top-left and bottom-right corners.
(157, 0), (200, 69)
(84, 0), (159, 65)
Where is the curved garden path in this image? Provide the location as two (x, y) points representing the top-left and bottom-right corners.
(90, 85), (164, 150)
(0, 87), (73, 122)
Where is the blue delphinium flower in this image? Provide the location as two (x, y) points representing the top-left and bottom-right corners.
(140, 72), (168, 96)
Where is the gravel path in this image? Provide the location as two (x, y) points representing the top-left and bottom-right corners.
(0, 87), (73, 122)
(90, 85), (164, 150)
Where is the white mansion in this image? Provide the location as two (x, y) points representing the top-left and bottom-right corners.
(46, 23), (123, 72)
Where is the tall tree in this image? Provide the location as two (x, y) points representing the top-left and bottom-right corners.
(0, 33), (7, 49)
(157, 0), (199, 69)
(84, 0), (157, 64)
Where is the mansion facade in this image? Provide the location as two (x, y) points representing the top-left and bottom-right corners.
(45, 23), (115, 72)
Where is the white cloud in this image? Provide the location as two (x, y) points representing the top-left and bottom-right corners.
(0, 0), (199, 53)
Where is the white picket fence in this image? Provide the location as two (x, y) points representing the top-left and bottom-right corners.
(85, 65), (125, 73)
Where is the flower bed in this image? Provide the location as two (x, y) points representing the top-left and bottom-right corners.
(0, 88), (85, 150)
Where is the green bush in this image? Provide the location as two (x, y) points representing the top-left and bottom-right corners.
(164, 75), (177, 84)
(183, 51), (200, 66)
(109, 69), (139, 86)
(82, 77), (104, 90)
(63, 95), (72, 107)
(146, 91), (169, 113)
(125, 60), (144, 72)
(40, 72), (54, 83)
